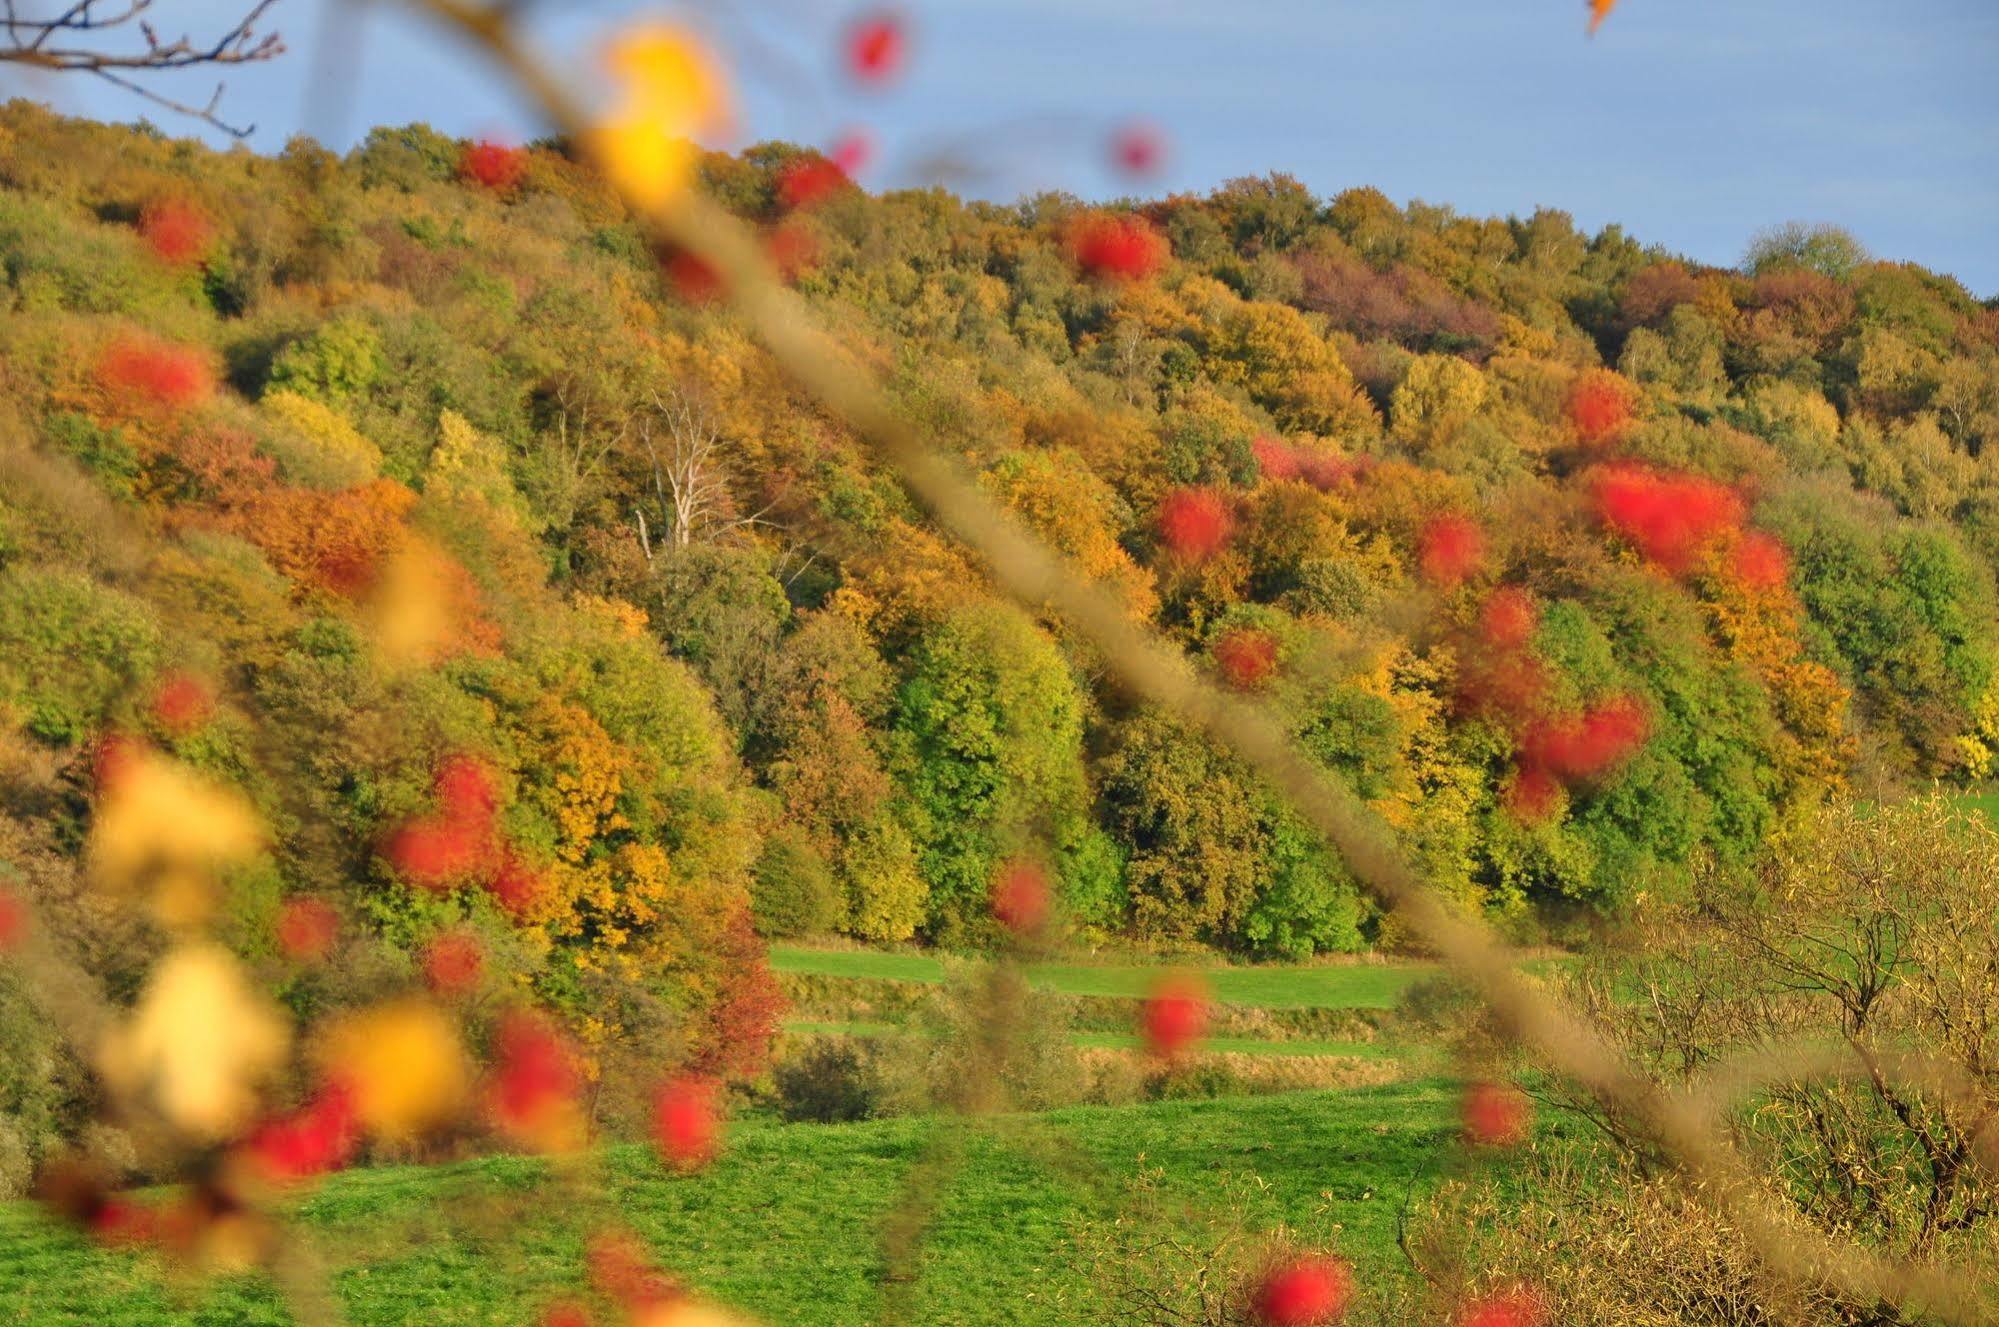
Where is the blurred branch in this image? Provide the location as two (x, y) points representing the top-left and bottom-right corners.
(0, 1), (285, 137)
(397, 2), (1991, 1320)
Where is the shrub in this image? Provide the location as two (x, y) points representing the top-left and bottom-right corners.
(749, 825), (842, 938)
(258, 389), (382, 489)
(267, 315), (383, 400)
(772, 1036), (887, 1123)
(0, 566), (161, 745)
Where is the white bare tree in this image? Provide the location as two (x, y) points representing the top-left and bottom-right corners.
(633, 383), (778, 561)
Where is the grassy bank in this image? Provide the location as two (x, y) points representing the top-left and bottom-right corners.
(768, 945), (1441, 1010)
(0, 1082), (1488, 1326)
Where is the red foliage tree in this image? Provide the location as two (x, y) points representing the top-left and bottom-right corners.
(766, 221), (820, 282)
(434, 755), (499, 835)
(1478, 588), (1538, 653)
(384, 819), (487, 888)
(485, 851), (546, 919)
(1253, 435), (1302, 482)
(1618, 261), (1701, 330)
(1214, 628), (1280, 690)
(0, 887), (25, 952)
(1518, 694), (1649, 783)
(690, 908), (784, 1081)
(1504, 764), (1562, 823)
(1157, 487), (1234, 561)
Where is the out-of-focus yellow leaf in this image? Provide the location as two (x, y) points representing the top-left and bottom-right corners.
(87, 747), (261, 930)
(367, 537), (452, 670)
(591, 23), (732, 211)
(314, 1000), (468, 1141)
(97, 945), (289, 1141)
(636, 1301), (756, 1327)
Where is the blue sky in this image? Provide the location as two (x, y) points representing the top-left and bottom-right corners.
(11, 0), (1997, 293)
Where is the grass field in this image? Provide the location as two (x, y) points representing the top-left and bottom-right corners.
(0, 1082), (1483, 1326)
(769, 945), (1440, 1010)
(1951, 787), (1999, 823)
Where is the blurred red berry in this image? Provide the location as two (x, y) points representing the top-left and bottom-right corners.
(1141, 974), (1209, 1059)
(0, 887), (25, 952)
(1518, 695), (1649, 783)
(1110, 120), (1165, 176)
(777, 157), (852, 211)
(663, 249), (724, 304)
(1567, 371), (1634, 443)
(148, 671), (213, 735)
(246, 1082), (358, 1184)
(1459, 1288), (1548, 1327)
(1158, 487), (1234, 561)
(1419, 515), (1486, 590)
(385, 818), (486, 888)
(1068, 212), (1170, 282)
(1462, 1079), (1531, 1146)
(92, 733), (144, 793)
(433, 754), (499, 834)
(460, 139), (527, 192)
(1506, 764), (1562, 823)
(652, 1075), (720, 1169)
(1733, 530), (1790, 590)
(487, 851), (543, 918)
(830, 130), (874, 177)
(277, 896), (339, 963)
(767, 221), (820, 281)
(1592, 463), (1744, 575)
(489, 1009), (579, 1140)
(1214, 628), (1280, 690)
(588, 1231), (678, 1310)
(88, 1197), (155, 1248)
(991, 860), (1051, 935)
(540, 1302), (593, 1327)
(138, 198), (213, 266)
(97, 338), (212, 413)
(845, 11), (907, 84)
(1253, 1256), (1353, 1326)
(1478, 588), (1539, 653)
(423, 929), (484, 996)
